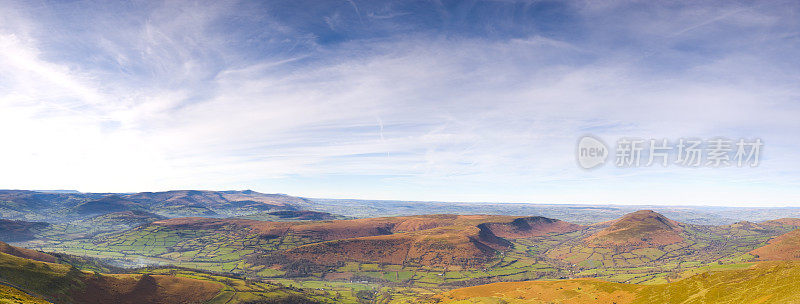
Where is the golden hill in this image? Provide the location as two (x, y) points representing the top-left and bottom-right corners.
(434, 261), (800, 304)
(0, 246), (222, 304)
(585, 210), (683, 248)
(74, 273), (222, 304)
(751, 229), (800, 260)
(0, 284), (49, 304)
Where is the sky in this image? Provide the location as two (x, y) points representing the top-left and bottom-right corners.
(0, 0), (799, 206)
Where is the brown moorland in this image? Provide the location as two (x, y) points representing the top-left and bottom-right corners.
(74, 273), (222, 304)
(287, 225), (504, 267)
(585, 210), (683, 248)
(750, 228), (800, 260)
(154, 214), (583, 267)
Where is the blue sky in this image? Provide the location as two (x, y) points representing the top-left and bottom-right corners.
(1, 0), (799, 206)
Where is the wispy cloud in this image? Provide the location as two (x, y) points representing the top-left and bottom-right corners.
(0, 0), (798, 206)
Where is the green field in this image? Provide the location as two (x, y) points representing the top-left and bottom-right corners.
(15, 216), (793, 304)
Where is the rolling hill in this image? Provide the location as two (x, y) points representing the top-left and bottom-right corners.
(79, 214), (582, 273)
(285, 225), (504, 267)
(0, 243), (222, 304)
(0, 241), (339, 304)
(11, 204), (800, 302)
(26, 210), (798, 286)
(537, 210), (799, 273)
(284, 215), (583, 267)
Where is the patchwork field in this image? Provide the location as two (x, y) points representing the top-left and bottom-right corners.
(6, 190), (800, 303)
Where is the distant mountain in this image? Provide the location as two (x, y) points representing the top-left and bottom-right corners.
(303, 198), (800, 225)
(761, 218), (800, 227)
(0, 219), (49, 242)
(73, 196), (146, 216)
(0, 190), (106, 221)
(31, 190), (81, 194)
(122, 190), (302, 217)
(240, 210), (346, 221)
(87, 210), (167, 224)
(0, 190), (311, 222)
(67, 210), (169, 237)
(586, 210), (683, 248)
(479, 216), (583, 239)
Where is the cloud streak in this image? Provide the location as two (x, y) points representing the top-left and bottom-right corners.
(0, 0), (798, 206)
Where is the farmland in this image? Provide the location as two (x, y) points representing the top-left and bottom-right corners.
(6, 190), (800, 303)
(16, 209), (799, 303)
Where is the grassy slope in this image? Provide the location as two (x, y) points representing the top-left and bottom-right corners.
(750, 229), (800, 260)
(0, 242), (55, 263)
(0, 249), (337, 304)
(0, 250), (78, 303)
(435, 261), (800, 304)
(142, 268), (339, 304)
(0, 284), (49, 304)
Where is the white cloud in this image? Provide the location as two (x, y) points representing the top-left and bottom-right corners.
(0, 0), (798, 206)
